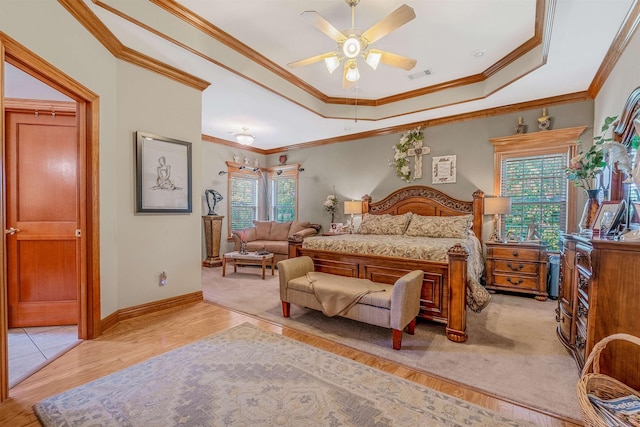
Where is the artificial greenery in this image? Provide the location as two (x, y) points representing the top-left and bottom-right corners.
(389, 127), (423, 182)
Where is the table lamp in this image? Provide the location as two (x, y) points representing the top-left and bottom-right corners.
(484, 197), (512, 242)
(344, 200), (363, 234)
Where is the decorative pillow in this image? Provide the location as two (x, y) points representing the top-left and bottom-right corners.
(405, 214), (473, 238)
(357, 212), (412, 235)
(270, 221), (292, 241)
(253, 221), (272, 240)
(289, 220), (311, 236)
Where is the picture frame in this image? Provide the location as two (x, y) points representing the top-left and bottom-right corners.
(597, 199), (626, 236)
(593, 200), (623, 231)
(432, 155), (457, 184)
(135, 131), (192, 213)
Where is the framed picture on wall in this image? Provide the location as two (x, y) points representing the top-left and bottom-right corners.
(432, 155), (457, 184)
(135, 131), (192, 213)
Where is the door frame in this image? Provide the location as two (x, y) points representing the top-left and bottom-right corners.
(0, 33), (101, 402)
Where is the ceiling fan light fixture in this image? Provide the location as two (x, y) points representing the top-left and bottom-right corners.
(345, 63), (360, 82)
(235, 127), (255, 145)
(365, 51), (382, 70)
(324, 56), (341, 73)
(342, 37), (361, 58)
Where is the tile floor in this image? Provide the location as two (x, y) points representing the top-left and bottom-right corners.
(8, 325), (80, 388)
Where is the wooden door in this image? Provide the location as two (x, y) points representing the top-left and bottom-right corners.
(5, 111), (79, 327)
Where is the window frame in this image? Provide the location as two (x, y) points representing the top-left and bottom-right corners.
(490, 127), (587, 248)
(269, 167), (298, 223)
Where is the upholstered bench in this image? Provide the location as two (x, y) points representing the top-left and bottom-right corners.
(277, 256), (423, 350)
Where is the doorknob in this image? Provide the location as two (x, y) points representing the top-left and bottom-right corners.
(5, 227), (21, 235)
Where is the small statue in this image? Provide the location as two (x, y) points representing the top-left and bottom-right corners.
(205, 189), (223, 215)
(538, 108), (552, 131)
(244, 156), (250, 165)
(233, 154), (239, 163)
(253, 158), (259, 167)
(515, 116), (527, 134)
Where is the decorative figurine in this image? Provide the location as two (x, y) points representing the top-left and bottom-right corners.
(244, 156), (250, 165)
(253, 158), (259, 167)
(537, 108), (552, 131)
(233, 154), (239, 163)
(525, 219), (542, 241)
(279, 155), (287, 165)
(515, 116), (527, 134)
(204, 189), (223, 215)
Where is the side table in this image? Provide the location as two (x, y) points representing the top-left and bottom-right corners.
(485, 241), (548, 300)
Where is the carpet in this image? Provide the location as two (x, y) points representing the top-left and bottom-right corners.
(34, 323), (536, 427)
(202, 267), (581, 421)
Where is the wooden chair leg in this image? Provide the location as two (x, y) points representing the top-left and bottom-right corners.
(281, 301), (291, 317)
(392, 329), (403, 350)
(406, 318), (416, 335)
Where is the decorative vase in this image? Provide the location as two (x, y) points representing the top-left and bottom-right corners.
(240, 241), (248, 254)
(579, 189), (601, 236)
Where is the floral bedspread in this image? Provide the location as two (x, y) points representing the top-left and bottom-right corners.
(302, 234), (490, 312)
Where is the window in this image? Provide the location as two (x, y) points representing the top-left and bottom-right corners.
(229, 174), (258, 232)
(271, 173), (297, 222)
(490, 127), (585, 251)
(227, 163), (299, 236)
(500, 153), (567, 250)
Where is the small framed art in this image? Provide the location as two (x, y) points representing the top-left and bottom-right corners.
(135, 131), (192, 213)
(432, 155), (457, 184)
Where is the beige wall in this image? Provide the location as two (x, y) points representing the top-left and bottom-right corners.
(1, 0), (203, 316)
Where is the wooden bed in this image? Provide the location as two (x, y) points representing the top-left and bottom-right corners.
(289, 186), (485, 343)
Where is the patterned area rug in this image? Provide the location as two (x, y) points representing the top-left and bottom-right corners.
(35, 323), (535, 426)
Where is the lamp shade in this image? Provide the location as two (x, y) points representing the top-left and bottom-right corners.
(344, 200), (362, 215)
(484, 197), (512, 215)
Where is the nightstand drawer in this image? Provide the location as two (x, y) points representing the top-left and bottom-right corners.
(490, 247), (540, 261)
(492, 274), (539, 290)
(493, 260), (539, 275)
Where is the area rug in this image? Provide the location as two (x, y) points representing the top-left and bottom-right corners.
(202, 267), (581, 421)
(34, 323), (535, 427)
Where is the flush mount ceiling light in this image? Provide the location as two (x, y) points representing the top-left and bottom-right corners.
(288, 0), (417, 88)
(235, 127), (255, 145)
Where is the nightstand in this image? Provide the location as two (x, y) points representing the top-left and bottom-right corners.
(485, 241), (548, 301)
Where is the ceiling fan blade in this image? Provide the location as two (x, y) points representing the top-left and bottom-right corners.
(361, 4), (415, 45)
(287, 52), (337, 68)
(301, 11), (346, 43)
(342, 63), (356, 89)
(374, 49), (417, 71)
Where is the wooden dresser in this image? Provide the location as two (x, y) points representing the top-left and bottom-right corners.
(485, 241), (548, 300)
(557, 234), (640, 389)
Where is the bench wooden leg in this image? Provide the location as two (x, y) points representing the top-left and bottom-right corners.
(282, 301), (290, 317)
(406, 318), (416, 335)
(392, 329), (403, 350)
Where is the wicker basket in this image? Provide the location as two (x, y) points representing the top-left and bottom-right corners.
(577, 333), (640, 427)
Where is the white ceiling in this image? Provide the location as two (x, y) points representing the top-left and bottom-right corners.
(4, 0), (636, 150)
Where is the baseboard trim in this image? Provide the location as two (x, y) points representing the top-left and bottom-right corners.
(100, 291), (203, 333)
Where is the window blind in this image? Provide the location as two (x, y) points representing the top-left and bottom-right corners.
(500, 153), (568, 250)
(230, 175), (258, 231)
(271, 176), (296, 222)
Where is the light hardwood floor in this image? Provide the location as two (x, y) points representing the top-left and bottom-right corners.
(0, 301), (582, 427)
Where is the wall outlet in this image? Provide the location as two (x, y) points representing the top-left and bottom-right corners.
(159, 271), (167, 286)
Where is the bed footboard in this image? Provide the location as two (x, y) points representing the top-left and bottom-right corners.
(289, 241), (469, 342)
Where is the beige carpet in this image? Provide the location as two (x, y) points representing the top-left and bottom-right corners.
(35, 323), (536, 426)
(202, 266), (582, 422)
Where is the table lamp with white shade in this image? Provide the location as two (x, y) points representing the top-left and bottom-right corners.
(344, 200), (363, 234)
(484, 197), (512, 242)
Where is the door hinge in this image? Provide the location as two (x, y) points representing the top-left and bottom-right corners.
(75, 229), (81, 237)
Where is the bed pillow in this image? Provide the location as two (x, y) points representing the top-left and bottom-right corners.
(357, 212), (412, 235)
(405, 214), (473, 238)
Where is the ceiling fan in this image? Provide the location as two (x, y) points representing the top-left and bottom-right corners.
(288, 0), (417, 88)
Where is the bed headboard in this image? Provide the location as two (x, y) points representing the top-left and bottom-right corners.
(361, 186), (485, 241)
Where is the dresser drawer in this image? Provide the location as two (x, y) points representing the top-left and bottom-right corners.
(576, 244), (592, 274)
(558, 304), (573, 344)
(491, 247), (540, 261)
(493, 260), (539, 275)
(492, 273), (539, 290)
(577, 270), (590, 301)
